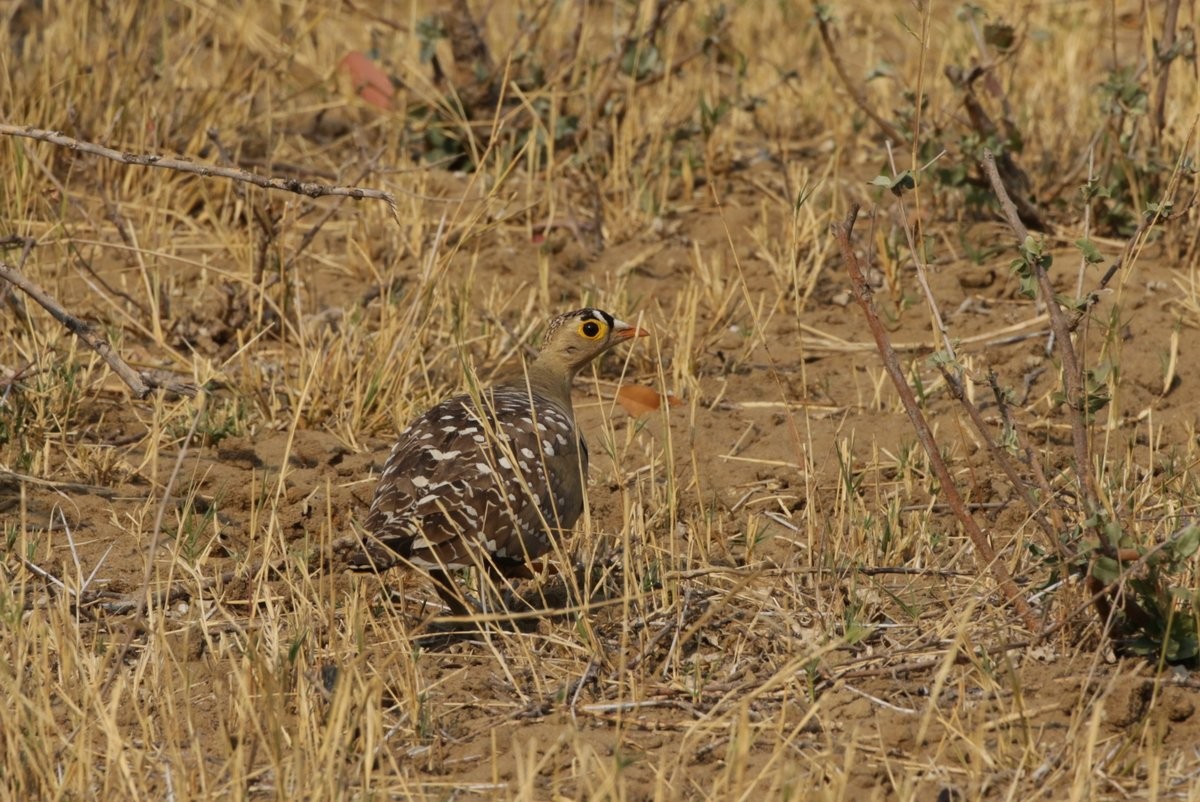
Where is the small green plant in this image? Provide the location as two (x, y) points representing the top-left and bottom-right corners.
(1093, 524), (1200, 664)
(172, 496), (220, 564)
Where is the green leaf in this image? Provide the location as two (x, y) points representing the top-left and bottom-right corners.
(984, 22), (1016, 51)
(1075, 237), (1104, 264)
(956, 3), (985, 23)
(928, 348), (958, 368)
(870, 171), (915, 196)
(415, 15), (446, 64)
(1092, 555), (1121, 585)
(1055, 293), (1089, 311)
(1101, 519), (1127, 550)
(620, 43), (661, 80)
(1146, 200), (1174, 218)
(1171, 525), (1200, 560)
(866, 61), (894, 81)
(1169, 587), (1195, 603)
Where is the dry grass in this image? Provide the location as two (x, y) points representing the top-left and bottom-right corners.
(3, 1), (1200, 799)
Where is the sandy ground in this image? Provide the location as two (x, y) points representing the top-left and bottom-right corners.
(8, 160), (1200, 798)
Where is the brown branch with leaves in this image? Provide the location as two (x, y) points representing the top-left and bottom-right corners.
(980, 150), (1102, 529)
(979, 150), (1185, 638)
(832, 204), (1039, 633)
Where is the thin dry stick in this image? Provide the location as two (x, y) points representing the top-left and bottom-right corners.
(0, 124), (397, 213)
(814, 12), (907, 145)
(0, 260), (196, 399)
(980, 149), (1102, 525)
(1076, 147), (1096, 297)
(833, 204), (1038, 632)
(1151, 0), (1183, 145)
(885, 141), (956, 363)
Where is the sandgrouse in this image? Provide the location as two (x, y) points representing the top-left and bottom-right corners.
(357, 308), (648, 615)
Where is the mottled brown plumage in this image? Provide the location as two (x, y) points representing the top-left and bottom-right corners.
(356, 308), (647, 615)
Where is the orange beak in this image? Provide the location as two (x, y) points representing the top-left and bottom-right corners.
(612, 318), (650, 340)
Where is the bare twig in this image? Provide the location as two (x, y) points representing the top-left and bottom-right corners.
(0, 235), (34, 321)
(884, 142), (956, 363)
(832, 204), (1038, 632)
(580, 0), (705, 144)
(0, 260), (196, 399)
(1151, 0), (1183, 145)
(0, 124), (397, 213)
(0, 469), (120, 499)
(964, 13), (1021, 148)
(814, 12), (907, 145)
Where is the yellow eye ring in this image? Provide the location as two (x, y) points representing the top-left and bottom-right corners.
(579, 320), (605, 339)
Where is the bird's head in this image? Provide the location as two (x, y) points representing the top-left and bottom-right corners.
(536, 308), (649, 377)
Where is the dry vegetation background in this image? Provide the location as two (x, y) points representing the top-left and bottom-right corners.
(3, 0), (1200, 799)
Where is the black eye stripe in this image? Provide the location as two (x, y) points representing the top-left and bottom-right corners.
(578, 308), (614, 328)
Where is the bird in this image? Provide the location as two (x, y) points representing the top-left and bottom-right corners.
(355, 308), (648, 617)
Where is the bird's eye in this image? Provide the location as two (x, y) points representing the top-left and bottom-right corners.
(579, 320), (603, 339)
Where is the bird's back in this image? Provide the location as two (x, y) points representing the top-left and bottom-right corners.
(363, 382), (587, 574)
